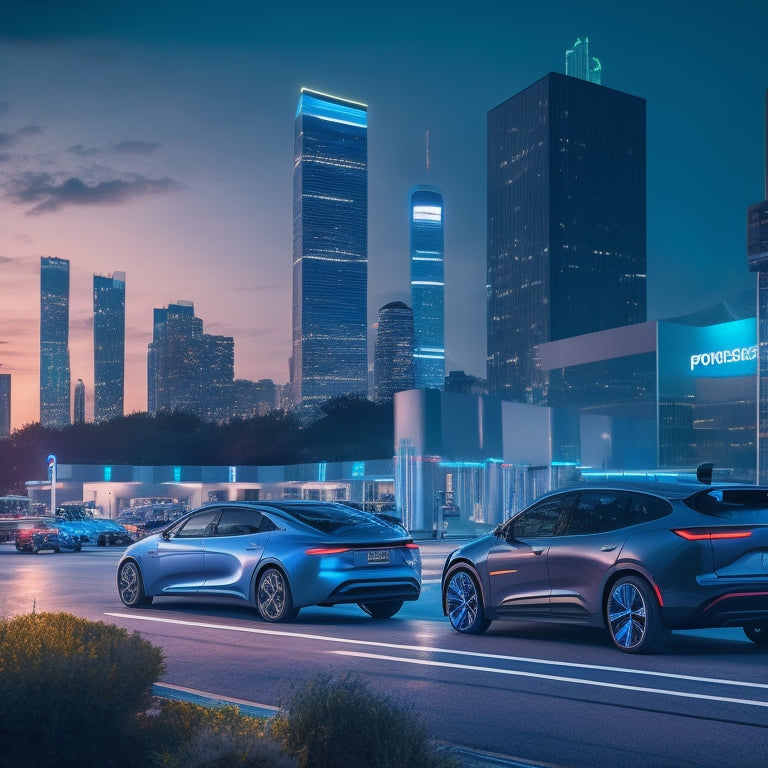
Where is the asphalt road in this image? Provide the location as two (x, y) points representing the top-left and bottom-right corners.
(3, 540), (768, 767)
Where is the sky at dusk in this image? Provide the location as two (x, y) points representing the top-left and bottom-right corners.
(0, 0), (765, 430)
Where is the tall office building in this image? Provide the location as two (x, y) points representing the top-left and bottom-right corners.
(409, 185), (445, 389)
(73, 378), (85, 424)
(0, 374), (10, 437)
(40, 256), (71, 427)
(93, 272), (126, 422)
(292, 88), (368, 406)
(147, 301), (234, 422)
(565, 37), (601, 84)
(374, 301), (414, 402)
(487, 72), (646, 403)
(747, 91), (768, 483)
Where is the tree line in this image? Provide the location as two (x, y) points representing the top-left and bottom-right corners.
(0, 396), (395, 495)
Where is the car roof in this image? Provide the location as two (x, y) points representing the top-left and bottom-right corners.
(547, 480), (764, 502)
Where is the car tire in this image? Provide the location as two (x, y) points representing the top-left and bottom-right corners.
(444, 567), (491, 634)
(117, 560), (153, 607)
(607, 575), (668, 654)
(743, 622), (768, 644)
(256, 567), (298, 622)
(358, 600), (404, 619)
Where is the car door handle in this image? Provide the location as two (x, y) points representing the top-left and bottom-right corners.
(600, 544), (617, 552)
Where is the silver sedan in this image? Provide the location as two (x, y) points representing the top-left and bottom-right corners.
(117, 500), (421, 621)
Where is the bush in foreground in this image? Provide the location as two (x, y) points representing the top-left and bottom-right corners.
(0, 612), (165, 768)
(137, 700), (296, 768)
(270, 674), (459, 768)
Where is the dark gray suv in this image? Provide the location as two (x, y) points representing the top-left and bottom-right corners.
(442, 481), (768, 653)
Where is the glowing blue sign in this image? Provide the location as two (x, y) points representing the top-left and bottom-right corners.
(659, 317), (757, 379)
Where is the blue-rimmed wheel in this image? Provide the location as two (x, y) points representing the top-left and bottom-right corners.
(444, 567), (490, 634)
(607, 575), (667, 654)
(117, 560), (153, 607)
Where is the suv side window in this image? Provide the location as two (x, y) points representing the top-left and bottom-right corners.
(561, 491), (672, 535)
(511, 494), (573, 538)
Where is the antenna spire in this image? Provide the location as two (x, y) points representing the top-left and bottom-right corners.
(425, 129), (430, 173)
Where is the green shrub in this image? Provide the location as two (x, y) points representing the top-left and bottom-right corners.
(270, 674), (459, 768)
(0, 612), (165, 768)
(138, 700), (297, 768)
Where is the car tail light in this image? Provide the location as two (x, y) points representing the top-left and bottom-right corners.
(672, 528), (753, 541)
(305, 547), (352, 555)
(405, 543), (420, 549)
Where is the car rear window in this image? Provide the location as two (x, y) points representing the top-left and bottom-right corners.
(268, 503), (402, 537)
(687, 489), (768, 521)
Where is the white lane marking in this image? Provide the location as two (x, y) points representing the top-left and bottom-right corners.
(333, 650), (768, 709)
(106, 612), (768, 691)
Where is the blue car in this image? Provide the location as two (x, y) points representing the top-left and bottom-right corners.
(116, 501), (421, 621)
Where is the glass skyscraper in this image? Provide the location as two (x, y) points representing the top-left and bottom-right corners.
(565, 37), (601, 84)
(747, 90), (768, 483)
(292, 88), (368, 406)
(93, 272), (126, 422)
(40, 256), (71, 427)
(147, 301), (234, 423)
(487, 72), (646, 403)
(0, 374), (10, 437)
(409, 185), (445, 389)
(374, 301), (414, 402)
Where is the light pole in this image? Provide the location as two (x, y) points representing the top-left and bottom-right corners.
(47, 455), (57, 515)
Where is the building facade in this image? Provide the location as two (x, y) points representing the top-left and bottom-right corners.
(748, 90), (768, 483)
(487, 72), (646, 403)
(292, 88), (368, 406)
(374, 301), (414, 402)
(565, 37), (602, 84)
(93, 272), (126, 422)
(0, 374), (10, 437)
(73, 379), (85, 424)
(147, 301), (234, 422)
(409, 185), (445, 389)
(40, 256), (71, 427)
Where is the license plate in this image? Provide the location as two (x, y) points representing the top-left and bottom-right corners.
(367, 549), (390, 564)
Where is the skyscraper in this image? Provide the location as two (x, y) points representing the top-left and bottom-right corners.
(147, 301), (234, 422)
(292, 88), (368, 406)
(0, 374), (10, 437)
(565, 37), (602, 84)
(374, 301), (414, 402)
(409, 185), (445, 389)
(93, 272), (126, 422)
(487, 73), (646, 403)
(40, 256), (71, 427)
(747, 90), (768, 483)
(73, 378), (85, 424)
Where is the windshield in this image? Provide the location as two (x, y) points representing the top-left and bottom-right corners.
(268, 502), (405, 537)
(687, 488), (768, 522)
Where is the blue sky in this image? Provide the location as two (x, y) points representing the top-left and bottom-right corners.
(0, 0), (765, 428)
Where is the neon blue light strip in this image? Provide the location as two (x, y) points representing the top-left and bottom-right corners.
(298, 93), (367, 128)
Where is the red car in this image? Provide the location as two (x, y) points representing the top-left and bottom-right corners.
(15, 524), (62, 553)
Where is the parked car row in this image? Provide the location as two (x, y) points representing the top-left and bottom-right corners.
(115, 480), (768, 655)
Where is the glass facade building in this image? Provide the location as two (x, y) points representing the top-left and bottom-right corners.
(292, 88), (368, 406)
(0, 374), (10, 437)
(374, 301), (414, 402)
(409, 185), (445, 389)
(40, 256), (71, 427)
(487, 73), (646, 404)
(93, 272), (126, 422)
(147, 301), (234, 423)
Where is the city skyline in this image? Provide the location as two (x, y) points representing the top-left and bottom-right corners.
(0, 2), (765, 429)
